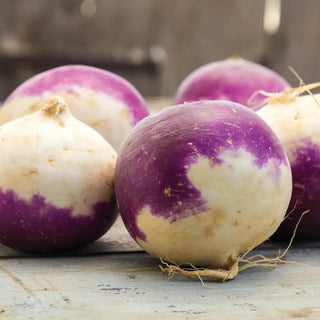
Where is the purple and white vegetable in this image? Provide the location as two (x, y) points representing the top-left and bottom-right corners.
(0, 97), (117, 252)
(115, 100), (292, 277)
(1, 65), (149, 150)
(175, 57), (290, 109)
(257, 91), (320, 240)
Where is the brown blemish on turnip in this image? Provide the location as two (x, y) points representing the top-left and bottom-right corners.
(29, 168), (38, 175)
(212, 208), (226, 226)
(89, 118), (110, 128)
(201, 208), (226, 237)
(119, 107), (130, 121)
(29, 102), (41, 113)
(233, 219), (240, 226)
(58, 120), (65, 128)
(84, 93), (97, 107)
(193, 122), (200, 130)
(163, 187), (171, 197)
(203, 225), (215, 237)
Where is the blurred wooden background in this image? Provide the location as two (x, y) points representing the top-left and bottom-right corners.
(0, 0), (319, 100)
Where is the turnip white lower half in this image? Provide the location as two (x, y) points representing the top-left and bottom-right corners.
(1, 65), (149, 150)
(257, 93), (320, 240)
(115, 101), (292, 271)
(0, 97), (117, 252)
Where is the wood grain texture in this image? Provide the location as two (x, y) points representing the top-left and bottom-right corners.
(158, 0), (265, 95)
(0, 0), (265, 99)
(268, 0), (320, 86)
(0, 247), (319, 319)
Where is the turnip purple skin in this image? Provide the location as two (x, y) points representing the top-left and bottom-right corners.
(175, 58), (290, 109)
(1, 65), (149, 150)
(115, 100), (292, 268)
(0, 97), (118, 252)
(0, 191), (116, 252)
(257, 93), (320, 240)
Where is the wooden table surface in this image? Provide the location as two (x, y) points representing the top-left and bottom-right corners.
(0, 217), (319, 320)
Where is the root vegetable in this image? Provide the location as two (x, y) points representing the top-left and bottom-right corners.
(0, 97), (117, 252)
(257, 87), (320, 240)
(1, 65), (149, 150)
(115, 100), (292, 277)
(175, 57), (290, 109)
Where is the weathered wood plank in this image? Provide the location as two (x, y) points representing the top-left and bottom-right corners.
(158, 0), (266, 95)
(0, 247), (319, 319)
(0, 0), (265, 99)
(269, 0), (320, 85)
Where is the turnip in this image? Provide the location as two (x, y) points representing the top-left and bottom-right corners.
(0, 96), (117, 252)
(257, 87), (320, 240)
(0, 65), (149, 151)
(175, 57), (290, 109)
(115, 100), (292, 280)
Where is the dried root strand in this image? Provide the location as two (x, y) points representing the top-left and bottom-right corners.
(159, 256), (239, 282)
(238, 210), (310, 271)
(287, 67), (320, 108)
(159, 210), (310, 284)
(249, 67), (320, 110)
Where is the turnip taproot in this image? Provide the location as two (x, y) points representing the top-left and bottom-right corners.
(0, 97), (117, 252)
(115, 100), (292, 279)
(257, 87), (320, 240)
(1, 65), (149, 150)
(175, 57), (290, 109)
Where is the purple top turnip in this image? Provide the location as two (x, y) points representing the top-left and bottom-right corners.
(175, 58), (290, 109)
(115, 100), (292, 270)
(0, 97), (117, 252)
(258, 92), (320, 240)
(1, 65), (149, 150)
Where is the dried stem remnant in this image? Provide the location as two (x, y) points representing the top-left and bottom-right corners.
(41, 96), (68, 116)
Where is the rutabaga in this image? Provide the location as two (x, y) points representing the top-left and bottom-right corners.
(257, 90), (320, 240)
(0, 97), (118, 252)
(115, 100), (292, 280)
(0, 65), (149, 151)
